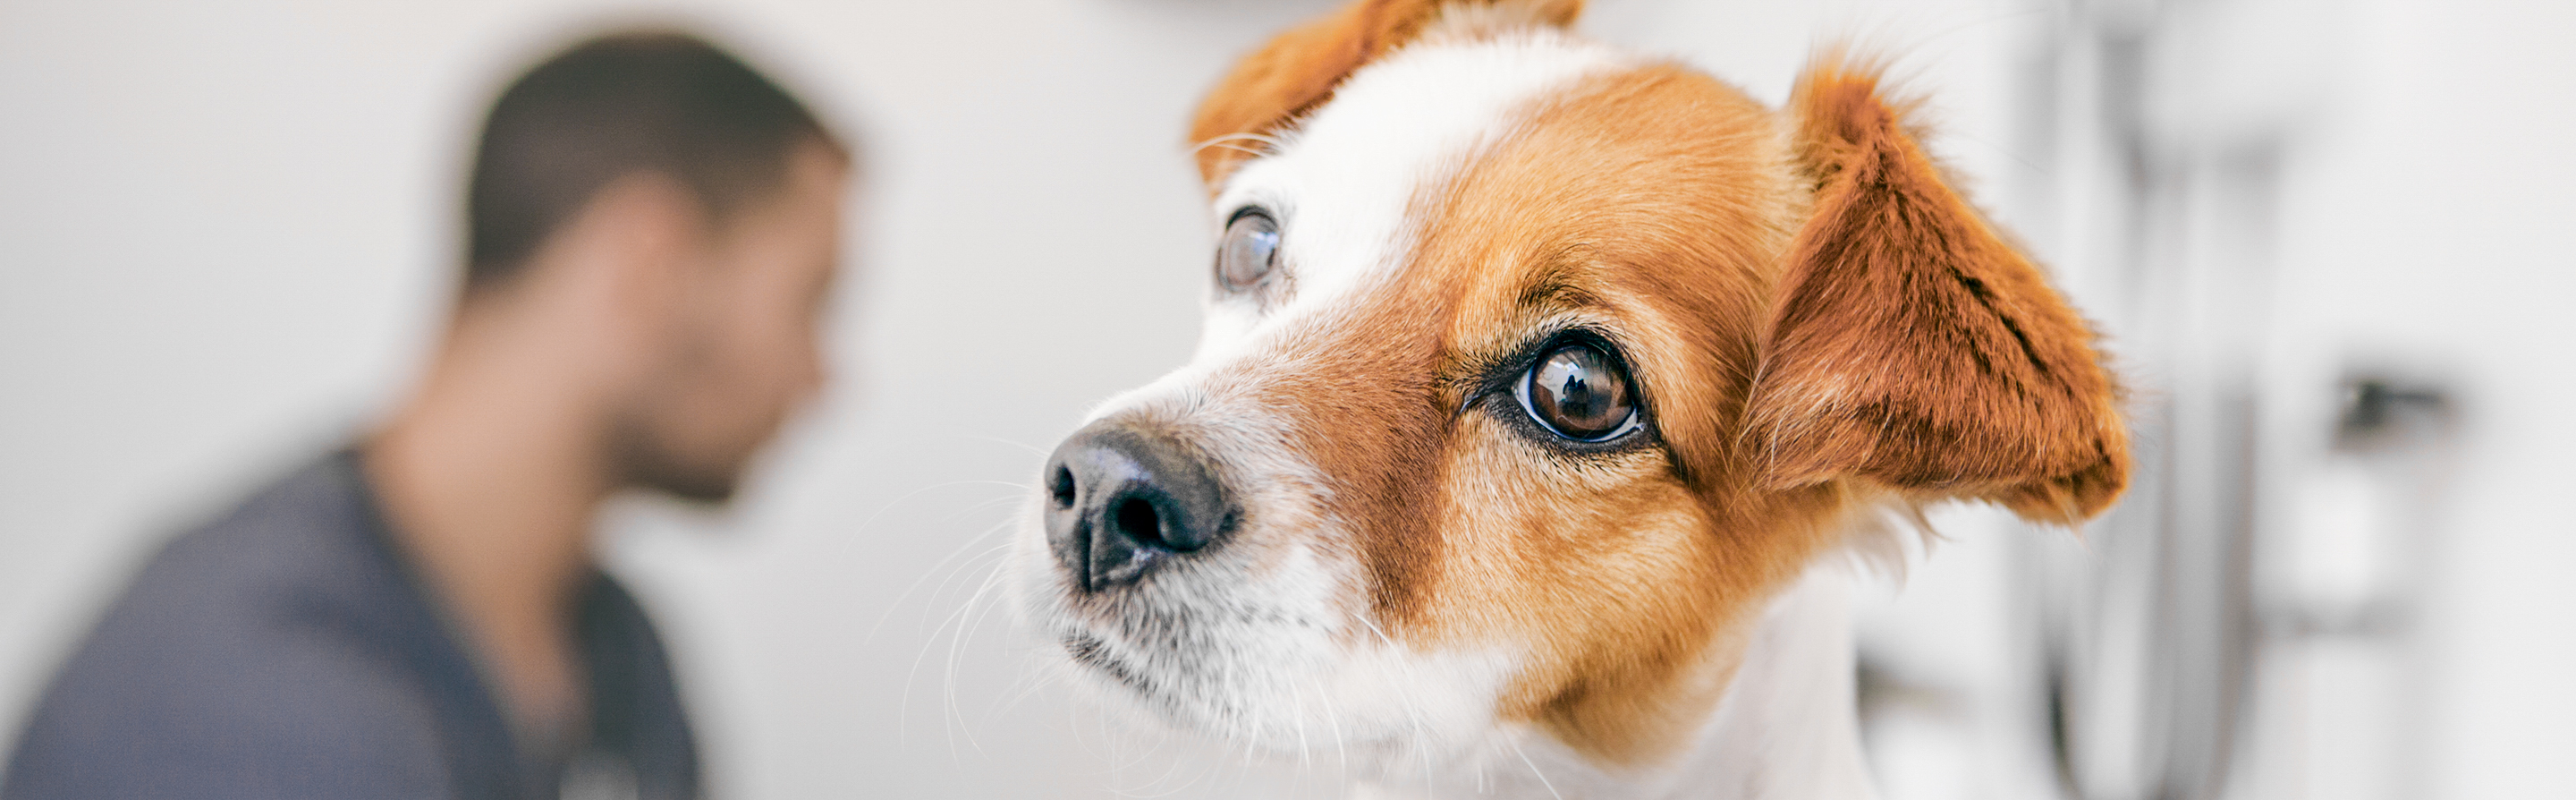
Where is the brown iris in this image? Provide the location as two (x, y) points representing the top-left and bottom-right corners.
(1215, 209), (1279, 292)
(1521, 342), (1638, 441)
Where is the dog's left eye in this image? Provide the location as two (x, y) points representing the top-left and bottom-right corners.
(1215, 209), (1280, 293)
(1518, 341), (1640, 442)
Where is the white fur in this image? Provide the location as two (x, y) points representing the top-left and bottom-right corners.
(1197, 29), (1631, 362)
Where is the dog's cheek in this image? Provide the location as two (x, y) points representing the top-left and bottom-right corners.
(1392, 416), (1761, 759)
(1410, 416), (1713, 644)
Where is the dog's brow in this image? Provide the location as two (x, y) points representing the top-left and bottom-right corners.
(1513, 260), (1608, 313)
(1438, 304), (1619, 421)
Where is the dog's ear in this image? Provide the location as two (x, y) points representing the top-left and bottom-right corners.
(1741, 56), (2128, 525)
(1188, 0), (1585, 186)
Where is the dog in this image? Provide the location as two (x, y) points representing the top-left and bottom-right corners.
(1012, 1), (2128, 797)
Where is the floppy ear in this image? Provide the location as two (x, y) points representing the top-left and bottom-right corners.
(1188, 0), (1585, 185)
(1741, 56), (2129, 524)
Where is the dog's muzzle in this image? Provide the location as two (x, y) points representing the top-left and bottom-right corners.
(1042, 421), (1237, 592)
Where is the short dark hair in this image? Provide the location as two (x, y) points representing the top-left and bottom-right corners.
(464, 30), (842, 288)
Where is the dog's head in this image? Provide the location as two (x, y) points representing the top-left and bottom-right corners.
(1013, 0), (2125, 773)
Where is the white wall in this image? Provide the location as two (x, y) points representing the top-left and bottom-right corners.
(2258, 3), (2576, 796)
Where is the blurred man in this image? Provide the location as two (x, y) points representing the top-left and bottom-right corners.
(3, 31), (848, 800)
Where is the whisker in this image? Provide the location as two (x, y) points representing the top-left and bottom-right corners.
(858, 482), (1028, 645)
(1291, 678), (1313, 773)
(961, 433), (1056, 461)
(1509, 737), (1565, 800)
(943, 550), (1017, 758)
(1309, 671), (1351, 781)
(897, 525), (1015, 759)
(1188, 131), (1285, 158)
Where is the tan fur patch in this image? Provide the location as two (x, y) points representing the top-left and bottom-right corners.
(1388, 65), (1862, 764)
(1744, 55), (2130, 523)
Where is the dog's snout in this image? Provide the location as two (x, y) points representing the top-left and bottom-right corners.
(1042, 422), (1235, 592)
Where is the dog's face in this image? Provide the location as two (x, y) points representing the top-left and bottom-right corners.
(1013, 0), (2126, 773)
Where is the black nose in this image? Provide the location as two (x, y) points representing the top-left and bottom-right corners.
(1043, 421), (1234, 592)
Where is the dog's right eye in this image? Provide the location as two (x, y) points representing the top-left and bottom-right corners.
(1215, 209), (1280, 293)
(1518, 341), (1641, 443)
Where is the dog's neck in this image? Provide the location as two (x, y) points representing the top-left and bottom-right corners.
(1357, 565), (1877, 800)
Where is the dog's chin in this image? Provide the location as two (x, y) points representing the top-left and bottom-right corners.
(1051, 633), (1370, 769)
(1024, 583), (1267, 739)
(1058, 632), (1144, 694)
(1013, 558), (1336, 757)
(1052, 628), (1248, 739)
(1012, 513), (1518, 772)
(1008, 536), (1244, 741)
(1053, 629), (1187, 714)
(1031, 610), (1510, 779)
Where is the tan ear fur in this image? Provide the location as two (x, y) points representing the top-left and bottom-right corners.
(1187, 0), (1585, 185)
(1742, 55), (2128, 524)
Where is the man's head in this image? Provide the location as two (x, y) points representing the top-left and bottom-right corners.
(463, 31), (850, 503)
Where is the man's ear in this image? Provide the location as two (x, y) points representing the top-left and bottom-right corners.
(1741, 55), (2129, 525)
(559, 173), (708, 333)
(1188, 0), (1585, 186)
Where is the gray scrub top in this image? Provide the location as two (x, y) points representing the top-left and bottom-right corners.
(2, 449), (700, 800)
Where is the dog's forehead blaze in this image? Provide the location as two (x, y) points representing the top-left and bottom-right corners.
(1235, 64), (1866, 763)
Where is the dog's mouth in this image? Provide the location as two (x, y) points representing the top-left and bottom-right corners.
(1063, 633), (1142, 688)
(1063, 629), (1203, 716)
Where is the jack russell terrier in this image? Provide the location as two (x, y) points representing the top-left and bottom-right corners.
(1013, 1), (2128, 797)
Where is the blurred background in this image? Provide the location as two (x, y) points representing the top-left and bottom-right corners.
(1, 0), (2567, 798)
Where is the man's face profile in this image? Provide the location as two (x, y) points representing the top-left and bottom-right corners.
(614, 140), (849, 503)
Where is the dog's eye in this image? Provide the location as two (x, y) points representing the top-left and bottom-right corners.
(1215, 209), (1280, 292)
(1518, 342), (1640, 442)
